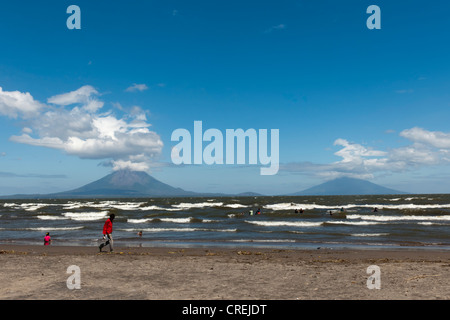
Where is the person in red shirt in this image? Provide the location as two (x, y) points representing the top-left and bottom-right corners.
(99, 213), (115, 252)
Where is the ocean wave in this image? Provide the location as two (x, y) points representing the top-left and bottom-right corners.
(351, 233), (389, 237)
(21, 203), (52, 211)
(264, 202), (450, 211)
(62, 202), (88, 210)
(109, 203), (146, 210)
(325, 221), (381, 226)
(405, 197), (428, 201)
(90, 201), (183, 211)
(376, 204), (450, 210)
(62, 211), (109, 221)
(172, 202), (224, 209)
(245, 220), (322, 227)
(160, 217), (193, 223)
(224, 204), (247, 208)
(30, 226), (84, 231)
(0, 226), (84, 231)
(229, 239), (297, 243)
(417, 222), (447, 226)
(3, 203), (18, 207)
(347, 214), (450, 222)
(127, 217), (216, 224)
(264, 203), (334, 211)
(127, 218), (153, 224)
(121, 227), (236, 233)
(37, 215), (68, 220)
(138, 205), (182, 211)
(228, 213), (248, 218)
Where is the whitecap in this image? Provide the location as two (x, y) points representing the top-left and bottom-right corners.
(127, 218), (153, 224)
(347, 214), (450, 222)
(224, 204), (247, 208)
(351, 233), (388, 237)
(246, 220), (322, 227)
(37, 215), (68, 220)
(62, 211), (109, 221)
(326, 221), (380, 226)
(160, 217), (193, 223)
(172, 202), (224, 209)
(121, 227), (236, 233)
(23, 226), (84, 231)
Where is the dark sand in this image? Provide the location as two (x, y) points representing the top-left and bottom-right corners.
(0, 244), (449, 300)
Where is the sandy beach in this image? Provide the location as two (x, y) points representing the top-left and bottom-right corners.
(0, 244), (448, 301)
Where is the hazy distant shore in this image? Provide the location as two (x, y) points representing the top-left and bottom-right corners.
(0, 244), (449, 300)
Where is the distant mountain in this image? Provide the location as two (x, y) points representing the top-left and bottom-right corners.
(0, 170), (267, 199)
(291, 177), (406, 196)
(235, 192), (264, 197)
(0, 170), (202, 199)
(51, 170), (200, 198)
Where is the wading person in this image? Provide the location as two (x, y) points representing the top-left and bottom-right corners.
(44, 232), (51, 246)
(99, 213), (115, 252)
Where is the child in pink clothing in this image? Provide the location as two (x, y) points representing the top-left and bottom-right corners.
(44, 232), (51, 245)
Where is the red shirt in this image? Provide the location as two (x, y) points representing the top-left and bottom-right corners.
(103, 218), (113, 235)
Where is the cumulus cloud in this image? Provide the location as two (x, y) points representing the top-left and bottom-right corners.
(0, 87), (45, 119)
(125, 83), (148, 92)
(282, 127), (450, 179)
(48, 85), (104, 112)
(4, 85), (163, 172)
(333, 139), (387, 163)
(400, 127), (450, 149)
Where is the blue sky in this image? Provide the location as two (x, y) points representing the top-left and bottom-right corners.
(0, 0), (450, 195)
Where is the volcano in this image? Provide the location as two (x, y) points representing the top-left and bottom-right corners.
(291, 177), (406, 196)
(51, 170), (199, 198)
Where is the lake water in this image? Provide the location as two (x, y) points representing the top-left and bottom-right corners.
(1, 194), (449, 250)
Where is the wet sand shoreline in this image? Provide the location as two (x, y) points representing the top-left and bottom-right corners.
(0, 244), (449, 300)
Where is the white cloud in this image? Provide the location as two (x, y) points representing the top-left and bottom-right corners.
(400, 127), (450, 149)
(10, 134), (65, 149)
(333, 139), (387, 163)
(112, 159), (150, 172)
(125, 83), (148, 92)
(48, 85), (104, 112)
(282, 128), (450, 179)
(5, 86), (163, 172)
(0, 87), (45, 119)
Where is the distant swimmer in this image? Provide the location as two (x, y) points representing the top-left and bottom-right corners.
(299, 208), (304, 213)
(340, 207), (344, 212)
(295, 209), (298, 213)
(329, 211), (333, 216)
(249, 210), (254, 216)
(373, 207), (378, 212)
(256, 208), (261, 215)
(137, 231), (143, 237)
